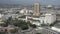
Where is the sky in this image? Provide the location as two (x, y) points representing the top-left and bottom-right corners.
(0, 0), (60, 5)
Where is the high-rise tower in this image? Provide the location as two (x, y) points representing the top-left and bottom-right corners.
(33, 3), (40, 16)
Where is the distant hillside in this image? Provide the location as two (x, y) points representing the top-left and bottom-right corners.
(0, 4), (20, 8)
(0, 4), (33, 8)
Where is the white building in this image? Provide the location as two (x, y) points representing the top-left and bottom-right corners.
(44, 13), (56, 24)
(19, 8), (33, 15)
(0, 14), (4, 18)
(27, 12), (56, 25)
(0, 14), (4, 24)
(47, 5), (53, 8)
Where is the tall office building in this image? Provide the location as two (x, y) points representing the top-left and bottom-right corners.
(33, 3), (40, 16)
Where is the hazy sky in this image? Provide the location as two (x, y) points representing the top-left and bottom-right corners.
(0, 0), (60, 5)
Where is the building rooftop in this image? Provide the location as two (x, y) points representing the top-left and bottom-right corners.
(41, 27), (60, 34)
(51, 27), (60, 33)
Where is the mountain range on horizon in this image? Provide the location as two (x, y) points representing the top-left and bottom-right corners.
(0, 0), (60, 8)
(0, 0), (60, 6)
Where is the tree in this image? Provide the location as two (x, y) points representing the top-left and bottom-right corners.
(29, 24), (36, 28)
(3, 17), (37, 30)
(36, 33), (41, 34)
(0, 23), (8, 27)
(21, 25), (29, 30)
(27, 22), (37, 28)
(41, 24), (48, 26)
(12, 20), (29, 30)
(0, 31), (6, 34)
(2, 16), (13, 27)
(10, 28), (18, 33)
(16, 11), (19, 14)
